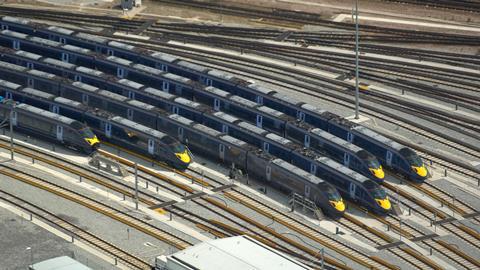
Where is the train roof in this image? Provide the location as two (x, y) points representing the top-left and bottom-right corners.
(149, 52), (179, 63)
(265, 133), (293, 146)
(164, 72), (192, 84)
(108, 41), (135, 51)
(22, 87), (55, 99)
(174, 97), (203, 109)
(1, 29), (28, 39)
(29, 36), (61, 47)
(27, 69), (56, 80)
(272, 93), (304, 106)
(15, 50), (42, 60)
(133, 63), (163, 75)
(54, 97), (85, 109)
(207, 70), (235, 81)
(16, 103), (76, 125)
(247, 84), (276, 95)
(237, 121), (267, 135)
(2, 16), (29, 25)
(204, 86), (230, 98)
(112, 116), (167, 139)
(310, 128), (363, 153)
(144, 87), (176, 100)
(315, 156), (369, 183)
(74, 32), (108, 44)
(62, 44), (91, 54)
(47, 26), (75, 35)
(213, 111), (240, 123)
(118, 78), (143, 89)
(193, 123), (221, 137)
(176, 61), (209, 73)
(72, 81), (99, 92)
(43, 57), (76, 69)
(168, 114), (194, 126)
(257, 106), (285, 118)
(76, 66), (103, 77)
(0, 60), (27, 72)
(353, 126), (404, 150)
(127, 99), (156, 111)
(0, 80), (21, 90)
(272, 159), (324, 184)
(300, 103), (327, 115)
(229, 95), (258, 108)
(107, 55), (132, 66)
(219, 135), (248, 147)
(98, 90), (127, 102)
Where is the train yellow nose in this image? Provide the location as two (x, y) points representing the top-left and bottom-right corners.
(375, 197), (391, 210)
(175, 150), (191, 164)
(85, 136), (100, 146)
(412, 165), (427, 177)
(330, 199), (346, 212)
(369, 166), (385, 180)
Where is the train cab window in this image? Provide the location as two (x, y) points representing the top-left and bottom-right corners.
(117, 68), (124, 78)
(256, 96), (263, 104)
(13, 40), (20, 50)
(127, 109), (133, 120)
(5, 92), (12, 99)
(326, 185), (341, 201)
(82, 94), (89, 105)
(162, 81), (169, 91)
(128, 91), (135, 99)
(263, 142), (270, 153)
(205, 78), (213, 86)
(27, 62), (34, 69)
(399, 148), (422, 166)
(27, 78), (34, 87)
(213, 99), (220, 111)
(107, 49), (114, 56)
(256, 115), (263, 128)
(59, 37), (66, 44)
(1, 25), (8, 30)
(370, 188), (387, 200)
(61, 53), (69, 63)
(358, 150), (381, 169)
(74, 75), (81, 82)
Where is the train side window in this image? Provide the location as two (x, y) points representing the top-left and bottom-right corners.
(13, 40), (20, 50)
(310, 163), (316, 174)
(263, 142), (270, 153)
(347, 132), (354, 142)
(107, 49), (114, 56)
(27, 78), (34, 87)
(105, 122), (112, 138)
(304, 135), (310, 148)
(128, 91), (135, 99)
(74, 75), (81, 82)
(1, 25), (8, 30)
(256, 115), (263, 128)
(172, 106), (179, 114)
(26, 62), (34, 69)
(61, 53), (69, 63)
(297, 111), (306, 122)
(222, 124), (229, 133)
(59, 37), (66, 44)
(82, 94), (89, 105)
(205, 78), (213, 86)
(117, 68), (124, 78)
(5, 92), (12, 99)
(127, 109), (133, 120)
(213, 99), (220, 111)
(256, 96), (263, 104)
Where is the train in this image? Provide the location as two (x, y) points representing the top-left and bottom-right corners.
(0, 72), (391, 215)
(0, 45), (385, 183)
(0, 18), (427, 182)
(0, 98), (99, 153)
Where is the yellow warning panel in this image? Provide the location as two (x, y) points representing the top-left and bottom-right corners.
(154, 208), (167, 215)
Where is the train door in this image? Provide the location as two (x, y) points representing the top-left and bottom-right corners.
(128, 91), (135, 99)
(205, 78), (213, 87)
(148, 139), (155, 155)
(266, 164), (272, 181)
(56, 125), (63, 141)
(51, 105), (59, 114)
(127, 109), (133, 120)
(172, 106), (179, 115)
(263, 142), (270, 153)
(256, 96), (263, 105)
(178, 127), (184, 141)
(219, 144), (225, 161)
(297, 111), (305, 122)
(213, 98), (220, 111)
(10, 111), (17, 126)
(5, 91), (12, 99)
(105, 122), (112, 138)
(344, 153), (350, 167)
(310, 163), (317, 175)
(305, 184), (311, 199)
(347, 132), (354, 143)
(304, 134), (310, 148)
(349, 183), (356, 200)
(386, 151), (393, 167)
(117, 68), (124, 78)
(222, 124), (229, 134)
(256, 115), (263, 128)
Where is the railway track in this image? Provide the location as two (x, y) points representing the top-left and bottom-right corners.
(380, 0), (480, 13)
(0, 189), (153, 270)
